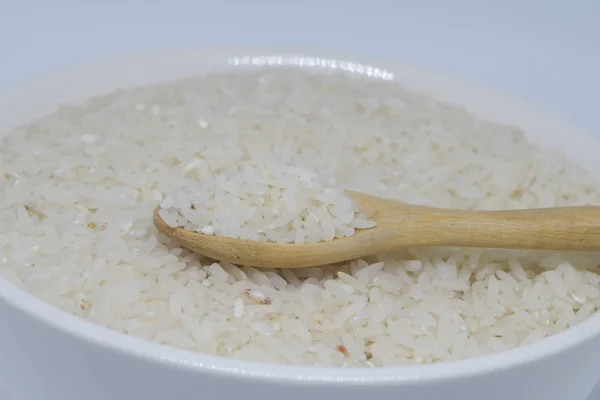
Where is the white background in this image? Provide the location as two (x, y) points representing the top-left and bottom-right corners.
(1, 0), (599, 399)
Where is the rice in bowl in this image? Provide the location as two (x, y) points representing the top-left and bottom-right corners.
(1, 68), (599, 368)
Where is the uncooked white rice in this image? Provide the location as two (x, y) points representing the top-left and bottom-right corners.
(158, 161), (375, 243)
(1, 68), (600, 367)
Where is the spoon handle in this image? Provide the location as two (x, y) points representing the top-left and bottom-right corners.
(394, 206), (600, 251)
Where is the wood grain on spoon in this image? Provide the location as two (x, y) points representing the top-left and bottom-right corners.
(153, 190), (600, 268)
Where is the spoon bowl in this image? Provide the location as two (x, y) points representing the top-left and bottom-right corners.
(154, 190), (600, 268)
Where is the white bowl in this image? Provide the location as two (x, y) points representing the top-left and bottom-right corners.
(1, 47), (599, 400)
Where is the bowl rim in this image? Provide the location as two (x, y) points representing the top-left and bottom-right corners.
(1, 45), (600, 384)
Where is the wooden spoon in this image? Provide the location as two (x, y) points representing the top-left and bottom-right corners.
(153, 190), (600, 268)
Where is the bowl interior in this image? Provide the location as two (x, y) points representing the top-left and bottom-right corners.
(1, 46), (600, 383)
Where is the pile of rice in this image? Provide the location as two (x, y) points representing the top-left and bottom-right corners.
(158, 162), (376, 243)
(1, 68), (599, 367)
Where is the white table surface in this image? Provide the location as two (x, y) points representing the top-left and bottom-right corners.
(1, 0), (599, 399)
